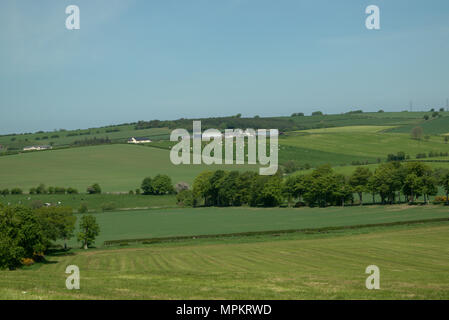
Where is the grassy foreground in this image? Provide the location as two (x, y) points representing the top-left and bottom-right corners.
(1, 222), (448, 299)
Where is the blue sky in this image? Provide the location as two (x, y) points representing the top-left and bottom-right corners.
(1, 0), (449, 134)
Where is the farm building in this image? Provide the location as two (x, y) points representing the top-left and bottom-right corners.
(23, 145), (52, 151)
(127, 137), (152, 144)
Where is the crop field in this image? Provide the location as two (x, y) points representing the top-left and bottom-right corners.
(279, 128), (449, 166)
(0, 144), (258, 192)
(1, 221), (448, 299)
(62, 205), (449, 247)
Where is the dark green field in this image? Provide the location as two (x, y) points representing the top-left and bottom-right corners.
(67, 205), (449, 247)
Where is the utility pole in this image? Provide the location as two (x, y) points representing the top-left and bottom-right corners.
(446, 98), (449, 111)
(409, 100), (413, 112)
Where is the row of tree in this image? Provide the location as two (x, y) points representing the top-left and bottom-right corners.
(183, 162), (449, 208)
(0, 204), (100, 270)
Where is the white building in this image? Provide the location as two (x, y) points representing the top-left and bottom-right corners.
(127, 137), (152, 144)
(23, 145), (52, 151)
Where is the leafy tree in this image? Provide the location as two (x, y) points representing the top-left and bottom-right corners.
(36, 183), (47, 194)
(10, 188), (23, 195)
(250, 175), (284, 207)
(77, 215), (100, 250)
(0, 206), (45, 270)
(141, 177), (153, 195)
(87, 183), (101, 194)
(176, 189), (194, 207)
(192, 171), (213, 206)
(349, 167), (372, 205)
(151, 174), (174, 195)
(234, 171), (257, 206)
(67, 187), (78, 194)
(34, 207), (76, 250)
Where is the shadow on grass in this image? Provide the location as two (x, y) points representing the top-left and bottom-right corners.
(45, 248), (75, 257)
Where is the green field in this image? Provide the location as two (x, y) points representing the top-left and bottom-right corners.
(3, 112), (449, 300)
(0, 194), (177, 213)
(0, 126), (172, 152)
(1, 221), (448, 299)
(63, 205), (449, 247)
(279, 128), (449, 166)
(0, 144), (258, 192)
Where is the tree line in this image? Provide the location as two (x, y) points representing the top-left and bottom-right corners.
(178, 162), (449, 208)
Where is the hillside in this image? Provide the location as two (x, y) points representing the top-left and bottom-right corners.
(0, 144), (258, 192)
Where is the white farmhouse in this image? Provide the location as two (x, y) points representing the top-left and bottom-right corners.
(127, 137), (152, 144)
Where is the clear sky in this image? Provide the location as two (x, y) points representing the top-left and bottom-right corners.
(1, 0), (449, 134)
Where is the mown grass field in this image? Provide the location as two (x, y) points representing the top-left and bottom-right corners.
(1, 221), (448, 299)
(0, 144), (258, 192)
(64, 205), (449, 247)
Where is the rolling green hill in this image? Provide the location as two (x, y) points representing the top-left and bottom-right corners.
(0, 144), (258, 192)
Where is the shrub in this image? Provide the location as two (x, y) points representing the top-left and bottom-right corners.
(29, 187), (37, 195)
(47, 186), (55, 194)
(135, 188), (141, 195)
(101, 202), (116, 212)
(129, 190), (134, 195)
(78, 203), (88, 214)
(1, 189), (9, 196)
(21, 258), (35, 266)
(10, 188), (23, 195)
(433, 196), (448, 203)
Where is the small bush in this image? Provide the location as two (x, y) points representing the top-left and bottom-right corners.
(1, 189), (9, 195)
(433, 196), (448, 203)
(78, 203), (88, 214)
(21, 258), (35, 266)
(101, 202), (116, 212)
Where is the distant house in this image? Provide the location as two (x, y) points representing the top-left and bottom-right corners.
(23, 145), (52, 151)
(127, 137), (152, 144)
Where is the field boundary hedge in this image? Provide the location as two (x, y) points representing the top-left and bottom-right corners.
(103, 216), (449, 246)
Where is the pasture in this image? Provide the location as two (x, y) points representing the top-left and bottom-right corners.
(0, 144), (258, 192)
(64, 205), (449, 247)
(1, 221), (448, 299)
(0, 194), (177, 212)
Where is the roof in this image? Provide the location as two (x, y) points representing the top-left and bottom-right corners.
(128, 137), (150, 141)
